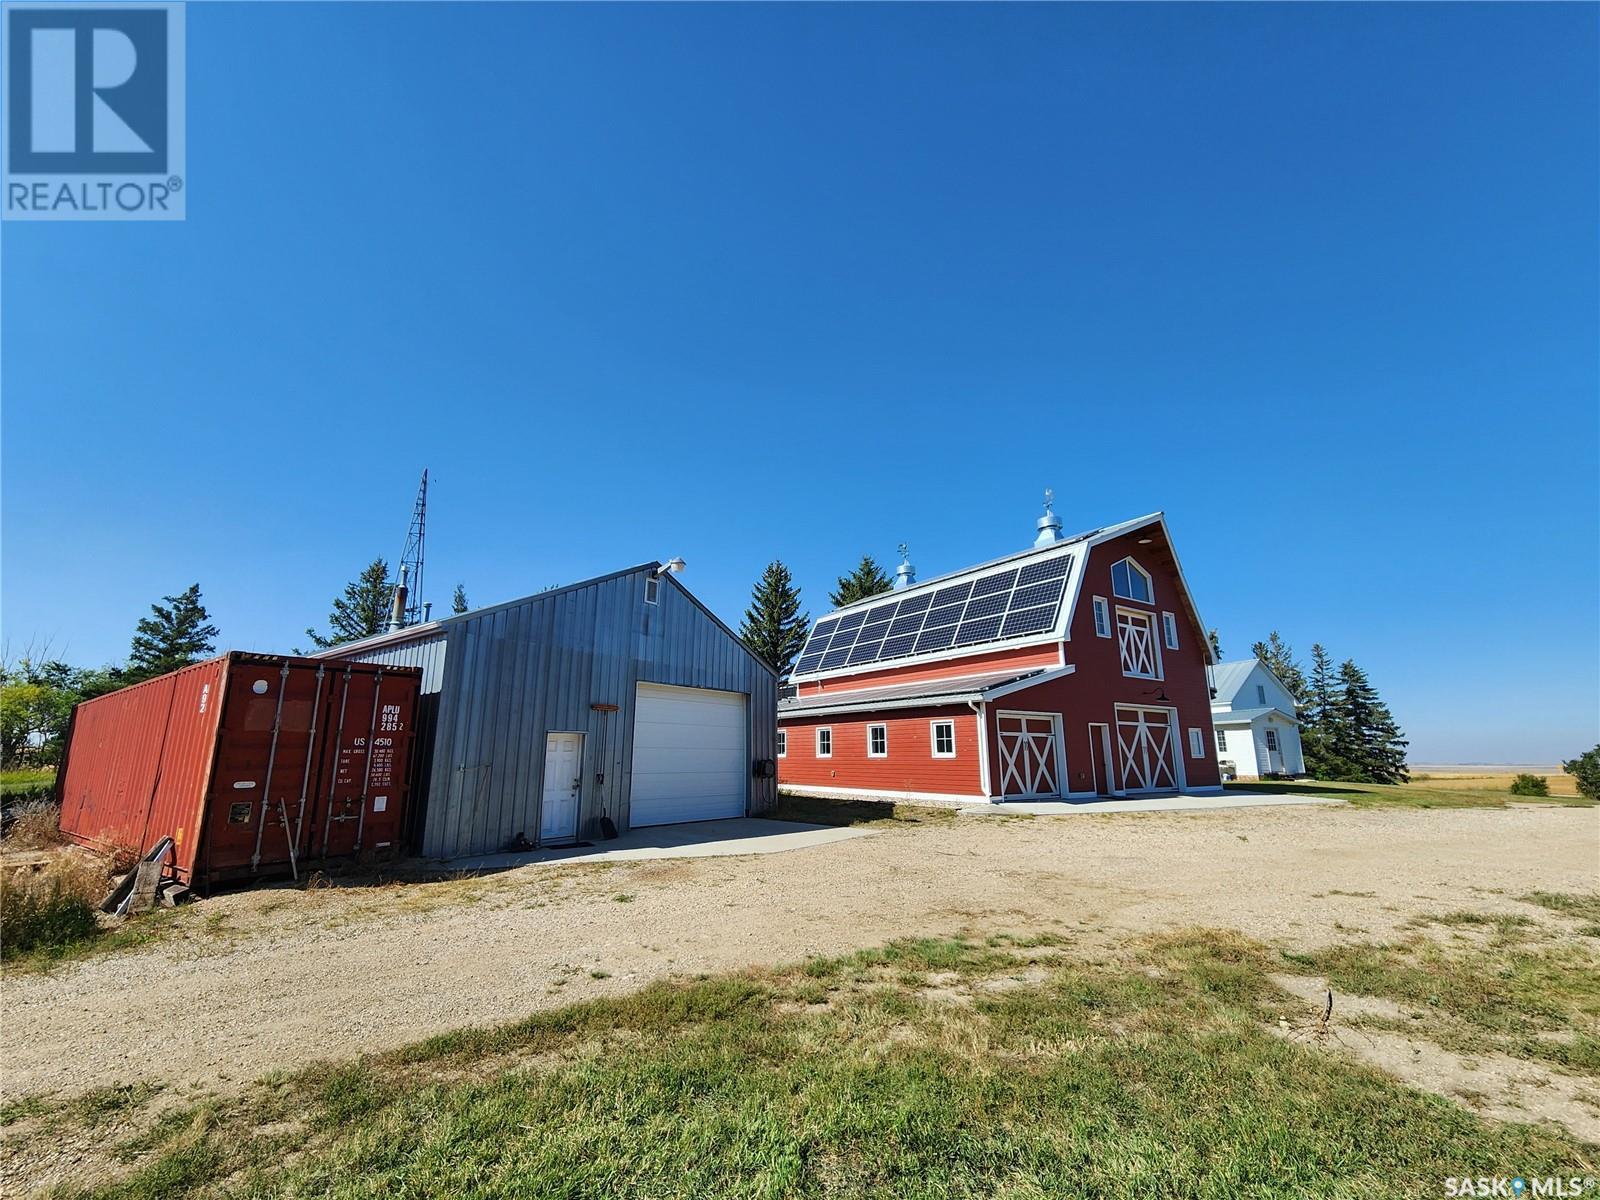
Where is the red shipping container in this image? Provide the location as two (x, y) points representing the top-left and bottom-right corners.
(56, 652), (421, 890)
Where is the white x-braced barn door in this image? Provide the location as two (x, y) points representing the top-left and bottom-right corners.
(1116, 707), (1178, 793)
(1116, 611), (1159, 678)
(996, 713), (1061, 798)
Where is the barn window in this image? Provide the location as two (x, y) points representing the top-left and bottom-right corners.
(1216, 729), (1228, 752)
(1161, 611), (1179, 650)
(645, 576), (660, 605)
(777, 729), (787, 758)
(931, 720), (956, 758)
(868, 724), (888, 758)
(1188, 728), (1205, 759)
(1111, 558), (1152, 604)
(816, 728), (832, 758)
(1092, 597), (1111, 638)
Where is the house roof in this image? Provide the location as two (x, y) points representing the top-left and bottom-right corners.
(1209, 660), (1258, 702)
(778, 666), (1064, 718)
(1210, 705), (1298, 726)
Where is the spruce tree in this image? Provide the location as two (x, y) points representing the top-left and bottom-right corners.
(1300, 644), (1347, 780)
(829, 555), (893, 607)
(1334, 659), (1409, 784)
(304, 559), (394, 649)
(739, 561), (809, 677)
(1208, 629), (1223, 660)
(1250, 631), (1306, 701)
(452, 583), (470, 615)
(128, 584), (219, 679)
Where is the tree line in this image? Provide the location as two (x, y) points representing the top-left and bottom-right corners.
(1, 561), (473, 769)
(1248, 631), (1409, 785)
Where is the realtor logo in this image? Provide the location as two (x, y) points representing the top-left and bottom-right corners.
(3, 2), (185, 220)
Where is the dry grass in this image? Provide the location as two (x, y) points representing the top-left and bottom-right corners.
(2, 800), (64, 849)
(1408, 769), (1582, 798)
(1, 850), (111, 961)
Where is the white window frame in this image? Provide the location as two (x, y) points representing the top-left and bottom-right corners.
(1216, 728), (1228, 752)
(1265, 728), (1279, 752)
(1162, 611), (1179, 650)
(816, 727), (832, 758)
(1092, 596), (1111, 638)
(777, 729), (787, 758)
(1111, 557), (1153, 605)
(867, 723), (888, 758)
(1188, 727), (1205, 759)
(930, 719), (956, 759)
(644, 576), (660, 605)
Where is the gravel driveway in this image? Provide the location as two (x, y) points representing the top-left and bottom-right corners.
(3, 803), (1596, 1105)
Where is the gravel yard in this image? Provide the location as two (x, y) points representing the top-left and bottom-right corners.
(3, 803), (1596, 1108)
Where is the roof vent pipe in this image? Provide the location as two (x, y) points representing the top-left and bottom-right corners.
(387, 564), (409, 633)
(1034, 488), (1063, 547)
(893, 543), (915, 590)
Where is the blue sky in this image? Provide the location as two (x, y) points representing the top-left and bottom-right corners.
(4, 3), (1596, 763)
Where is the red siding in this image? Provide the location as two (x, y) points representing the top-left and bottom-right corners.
(779, 706), (983, 797)
(796, 643), (1059, 696)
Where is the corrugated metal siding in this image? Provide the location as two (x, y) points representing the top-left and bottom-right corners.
(323, 567), (777, 859)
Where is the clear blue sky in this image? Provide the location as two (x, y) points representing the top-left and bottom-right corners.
(4, 3), (1596, 763)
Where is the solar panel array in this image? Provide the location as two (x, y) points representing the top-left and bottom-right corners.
(793, 553), (1073, 676)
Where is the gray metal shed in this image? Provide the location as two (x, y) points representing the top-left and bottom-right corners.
(320, 563), (778, 859)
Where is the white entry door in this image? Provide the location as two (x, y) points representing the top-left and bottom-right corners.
(540, 733), (583, 844)
(630, 683), (747, 827)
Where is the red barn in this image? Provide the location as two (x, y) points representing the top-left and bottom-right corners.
(778, 505), (1221, 805)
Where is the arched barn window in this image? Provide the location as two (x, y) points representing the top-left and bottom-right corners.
(1111, 557), (1152, 604)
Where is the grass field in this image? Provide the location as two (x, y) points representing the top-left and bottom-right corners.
(0, 768), (55, 797)
(14, 924), (1596, 1199)
(1225, 777), (1595, 809)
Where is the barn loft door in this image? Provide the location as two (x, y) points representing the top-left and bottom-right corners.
(997, 713), (1061, 798)
(1116, 611), (1159, 678)
(1115, 707), (1178, 793)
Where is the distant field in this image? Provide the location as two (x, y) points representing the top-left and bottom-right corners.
(1408, 764), (1580, 798)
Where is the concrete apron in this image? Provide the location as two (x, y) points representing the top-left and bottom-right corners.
(446, 817), (872, 872)
(963, 792), (1347, 816)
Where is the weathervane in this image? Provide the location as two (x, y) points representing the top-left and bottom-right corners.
(1042, 488), (1054, 515)
(898, 542), (910, 564)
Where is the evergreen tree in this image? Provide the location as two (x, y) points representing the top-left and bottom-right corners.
(1207, 629), (1223, 659)
(304, 558), (394, 649)
(830, 555), (893, 607)
(451, 583), (470, 615)
(1250, 631), (1306, 701)
(1333, 659), (1409, 784)
(128, 584), (219, 679)
(1300, 644), (1347, 780)
(738, 561), (809, 677)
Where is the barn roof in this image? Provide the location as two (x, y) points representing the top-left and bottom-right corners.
(778, 666), (1072, 718)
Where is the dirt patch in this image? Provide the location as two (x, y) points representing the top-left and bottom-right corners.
(1271, 973), (1600, 1143)
(3, 804), (1596, 1110)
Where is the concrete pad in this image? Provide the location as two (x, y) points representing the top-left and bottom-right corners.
(961, 791), (1346, 816)
(447, 817), (871, 872)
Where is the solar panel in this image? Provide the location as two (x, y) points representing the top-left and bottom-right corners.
(790, 553), (1073, 675)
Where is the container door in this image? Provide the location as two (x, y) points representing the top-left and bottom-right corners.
(309, 668), (417, 861)
(204, 661), (327, 878)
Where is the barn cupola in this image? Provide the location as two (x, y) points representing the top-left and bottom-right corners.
(1033, 488), (1063, 547)
(893, 543), (916, 590)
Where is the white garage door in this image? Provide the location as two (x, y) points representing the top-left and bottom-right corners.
(629, 683), (748, 827)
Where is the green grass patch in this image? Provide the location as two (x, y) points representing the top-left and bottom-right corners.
(1224, 780), (1596, 809)
(51, 930), (1599, 1199)
(1522, 892), (1600, 924)
(1, 767), (56, 795)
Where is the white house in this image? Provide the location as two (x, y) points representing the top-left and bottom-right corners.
(1209, 659), (1305, 779)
